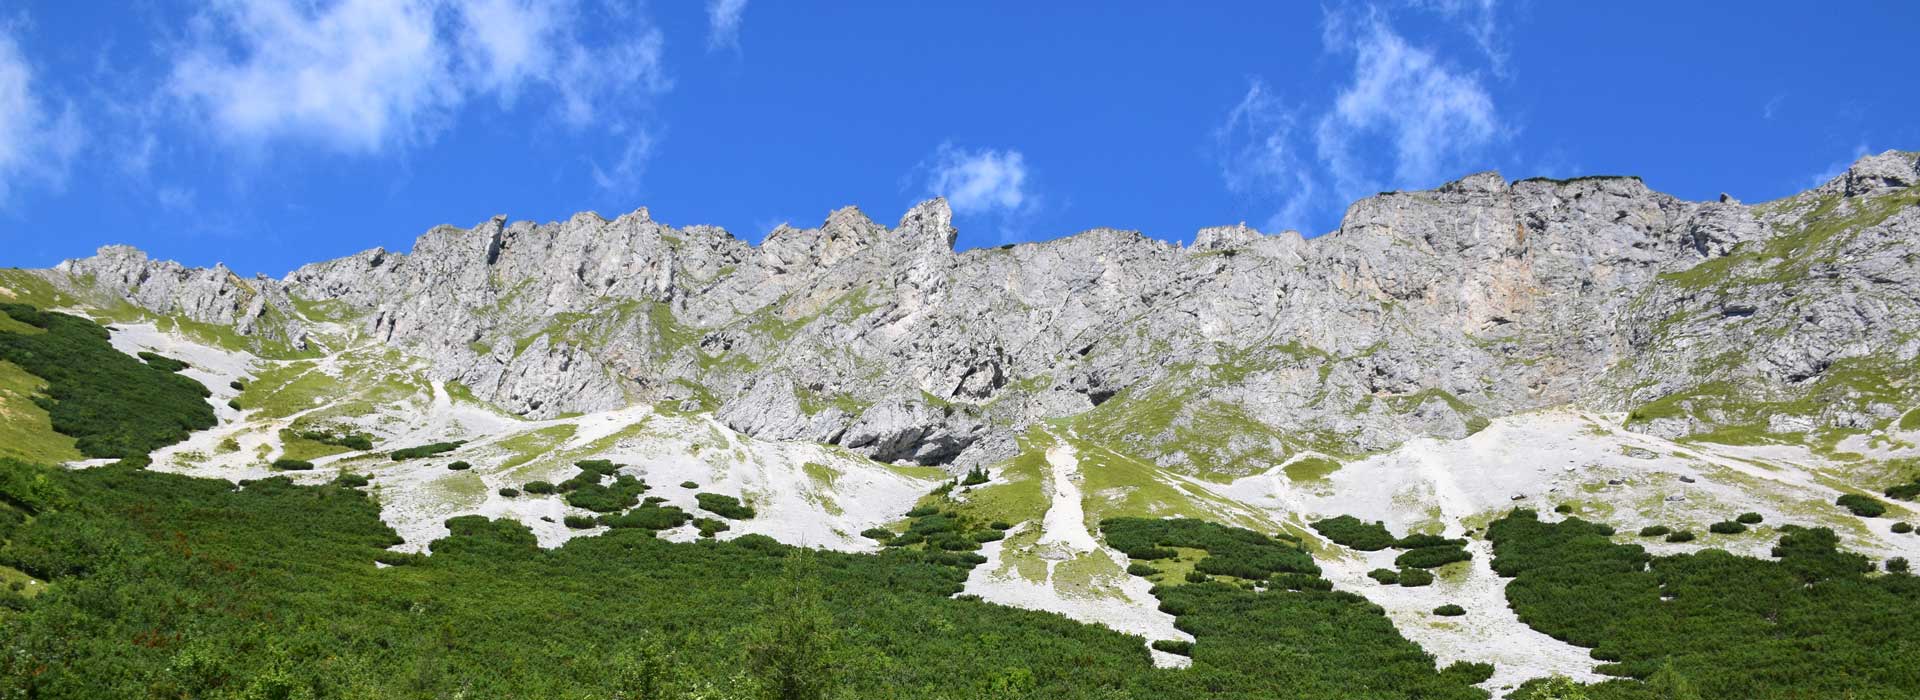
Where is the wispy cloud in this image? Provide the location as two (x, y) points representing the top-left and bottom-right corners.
(1213, 6), (1505, 234)
(1410, 0), (1505, 73)
(1214, 80), (1316, 232)
(1317, 12), (1503, 202)
(1763, 93), (1786, 120)
(0, 25), (84, 205)
(168, 0), (669, 156)
(706, 0), (748, 51)
(1807, 143), (1869, 188)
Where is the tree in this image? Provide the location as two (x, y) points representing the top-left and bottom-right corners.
(744, 553), (841, 700)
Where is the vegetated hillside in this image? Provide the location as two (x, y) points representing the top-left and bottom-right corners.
(0, 458), (1494, 699)
(1, 152), (1919, 699)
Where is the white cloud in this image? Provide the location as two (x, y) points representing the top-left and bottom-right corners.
(0, 27), (83, 204)
(169, 0), (669, 154)
(1316, 16), (1501, 201)
(1214, 9), (1504, 233)
(1214, 80), (1317, 232)
(707, 0), (748, 51)
(924, 143), (1032, 216)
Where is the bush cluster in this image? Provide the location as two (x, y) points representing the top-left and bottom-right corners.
(271, 458), (315, 471)
(1309, 515), (1395, 551)
(1395, 568), (1434, 587)
(1105, 518), (1318, 580)
(136, 351), (190, 373)
(695, 493), (755, 520)
(334, 473), (370, 488)
(1893, 522), (1913, 534)
(1884, 478), (1920, 502)
(522, 481), (556, 495)
(1433, 604), (1466, 617)
(1367, 568), (1398, 585)
(1837, 494), (1887, 517)
(1736, 512), (1764, 525)
(599, 505), (693, 531)
(1638, 525), (1671, 537)
(390, 441), (463, 461)
(961, 467), (989, 486)
(447, 461), (471, 471)
(1149, 640), (1192, 656)
(1665, 530), (1696, 543)
(295, 429), (374, 452)
(0, 304), (216, 457)
(566, 475), (650, 513)
(562, 515), (597, 530)
(1708, 521), (1747, 535)
(694, 518), (730, 538)
(497, 488), (519, 498)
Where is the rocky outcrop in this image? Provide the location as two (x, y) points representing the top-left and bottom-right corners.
(41, 152), (1920, 472)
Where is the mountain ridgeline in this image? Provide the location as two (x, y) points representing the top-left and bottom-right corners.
(37, 150), (1920, 474)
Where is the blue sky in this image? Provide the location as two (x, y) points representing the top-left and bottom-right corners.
(0, 1), (1915, 276)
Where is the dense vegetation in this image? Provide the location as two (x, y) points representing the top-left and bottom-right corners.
(1487, 508), (1920, 699)
(0, 304), (215, 457)
(1, 459), (1508, 699)
(1102, 517), (1491, 699)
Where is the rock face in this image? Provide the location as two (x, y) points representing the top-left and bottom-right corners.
(37, 151), (1920, 470)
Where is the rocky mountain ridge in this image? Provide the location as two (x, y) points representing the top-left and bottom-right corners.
(38, 150), (1920, 472)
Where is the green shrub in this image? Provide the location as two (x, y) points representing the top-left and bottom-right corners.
(1392, 534), (1464, 549)
(1395, 545), (1471, 569)
(680, 481), (699, 489)
(1553, 503), (1573, 514)
(695, 493), (755, 520)
(1184, 570), (1210, 583)
(1367, 568), (1399, 584)
(447, 461), (471, 471)
(860, 527), (894, 541)
(694, 518), (730, 538)
(904, 505), (938, 518)
(574, 459), (619, 474)
(1666, 530), (1696, 543)
(1890, 557), (1911, 574)
(1103, 518), (1318, 579)
(229, 380), (245, 391)
(1127, 563), (1160, 577)
(271, 458), (314, 471)
(1709, 521), (1747, 535)
(562, 515), (596, 529)
(1838, 494), (1887, 517)
(643, 496), (666, 505)
(1270, 572), (1332, 591)
(1638, 525), (1671, 537)
(227, 399), (242, 411)
(335, 473), (370, 488)
(497, 488), (519, 498)
(1150, 640), (1192, 656)
(137, 351), (190, 372)
(1396, 568), (1433, 587)
(1433, 604), (1466, 617)
(1310, 515), (1395, 551)
(990, 521), (1012, 530)
(565, 475), (649, 513)
(1893, 522), (1913, 534)
(961, 466), (989, 486)
(390, 441), (463, 461)
(522, 480), (556, 495)
(1884, 479), (1920, 501)
(1736, 512), (1764, 525)
(970, 529), (1005, 543)
(599, 506), (692, 531)
(0, 304), (216, 457)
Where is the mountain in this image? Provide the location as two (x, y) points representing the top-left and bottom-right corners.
(2, 150), (1918, 695)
